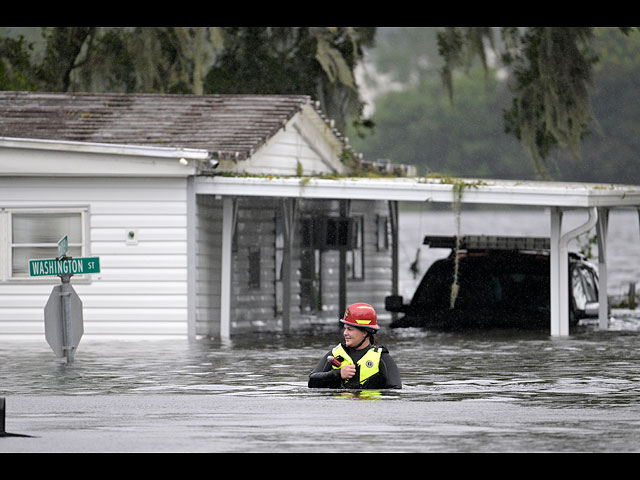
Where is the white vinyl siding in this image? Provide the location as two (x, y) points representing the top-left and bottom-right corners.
(218, 113), (346, 177)
(0, 176), (189, 336)
(248, 128), (330, 176)
(194, 194), (223, 338)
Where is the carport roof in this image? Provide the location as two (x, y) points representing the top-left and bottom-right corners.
(195, 175), (640, 208)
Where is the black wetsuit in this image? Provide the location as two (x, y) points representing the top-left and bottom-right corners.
(308, 344), (402, 389)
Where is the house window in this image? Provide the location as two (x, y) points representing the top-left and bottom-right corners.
(300, 216), (356, 250)
(2, 208), (87, 280)
(299, 217), (319, 312)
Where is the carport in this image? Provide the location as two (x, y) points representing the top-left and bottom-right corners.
(196, 175), (640, 337)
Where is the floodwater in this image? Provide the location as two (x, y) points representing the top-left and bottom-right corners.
(2, 207), (640, 453)
(2, 327), (640, 453)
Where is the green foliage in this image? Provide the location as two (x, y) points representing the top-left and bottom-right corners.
(0, 35), (37, 90)
(373, 27), (442, 84)
(437, 27), (640, 179)
(204, 27), (375, 133)
(354, 27), (640, 183)
(500, 27), (598, 178)
(437, 27), (494, 106)
(539, 27), (640, 183)
(204, 27), (320, 94)
(38, 27), (98, 91)
(351, 68), (536, 179)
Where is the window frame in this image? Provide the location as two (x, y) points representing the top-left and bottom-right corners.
(1, 206), (90, 283)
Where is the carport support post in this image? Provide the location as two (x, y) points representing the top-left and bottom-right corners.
(339, 200), (349, 317)
(220, 196), (236, 341)
(388, 201), (399, 324)
(596, 207), (610, 330)
(550, 207), (567, 336)
(280, 198), (296, 334)
(60, 272), (75, 363)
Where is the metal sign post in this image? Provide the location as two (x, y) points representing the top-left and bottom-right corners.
(29, 236), (100, 364)
(43, 274), (84, 363)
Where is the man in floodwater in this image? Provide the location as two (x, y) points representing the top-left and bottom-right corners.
(308, 303), (402, 389)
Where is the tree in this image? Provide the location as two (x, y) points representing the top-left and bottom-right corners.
(0, 34), (37, 90)
(437, 26), (639, 178)
(33, 27), (224, 94)
(204, 27), (375, 133)
(550, 27), (640, 184)
(38, 27), (98, 92)
(350, 67), (536, 179)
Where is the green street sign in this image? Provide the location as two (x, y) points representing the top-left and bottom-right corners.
(57, 235), (68, 258)
(29, 257), (100, 277)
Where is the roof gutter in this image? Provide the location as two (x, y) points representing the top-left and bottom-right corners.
(195, 176), (640, 208)
(0, 136), (211, 160)
(0, 136), (216, 177)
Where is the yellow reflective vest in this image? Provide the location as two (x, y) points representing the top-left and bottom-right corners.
(331, 343), (383, 386)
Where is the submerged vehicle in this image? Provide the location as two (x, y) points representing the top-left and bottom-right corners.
(386, 235), (600, 330)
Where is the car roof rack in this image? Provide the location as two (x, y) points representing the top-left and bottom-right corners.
(423, 235), (550, 251)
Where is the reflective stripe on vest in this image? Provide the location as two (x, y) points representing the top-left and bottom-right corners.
(331, 344), (382, 385)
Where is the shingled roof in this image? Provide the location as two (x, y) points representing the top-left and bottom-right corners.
(0, 91), (345, 162)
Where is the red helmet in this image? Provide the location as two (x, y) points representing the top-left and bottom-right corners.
(340, 302), (379, 331)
